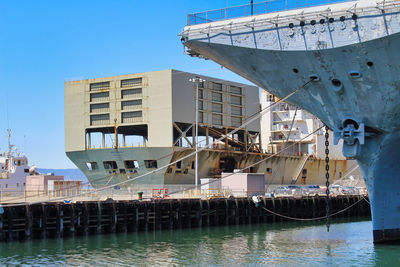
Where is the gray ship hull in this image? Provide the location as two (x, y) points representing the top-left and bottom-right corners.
(184, 31), (400, 242)
(67, 147), (357, 187)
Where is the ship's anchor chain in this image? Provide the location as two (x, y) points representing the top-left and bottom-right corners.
(325, 125), (331, 232)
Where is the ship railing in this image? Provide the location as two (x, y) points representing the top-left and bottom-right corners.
(188, 0), (355, 26)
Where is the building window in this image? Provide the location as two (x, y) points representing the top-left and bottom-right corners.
(212, 82), (222, 91)
(176, 161), (182, 169)
(122, 99), (142, 110)
(90, 92), (109, 102)
(198, 100), (203, 110)
(86, 162), (98, 171)
(199, 81), (205, 88)
(212, 114), (223, 125)
(212, 92), (222, 102)
(90, 114), (110, 126)
(198, 89), (203, 99)
(231, 105), (242, 116)
(103, 161), (118, 170)
(230, 86), (242, 95)
(144, 160), (157, 168)
(90, 81), (110, 91)
(212, 103), (223, 113)
(268, 94), (274, 102)
(90, 103), (109, 113)
(231, 116), (242, 127)
(121, 88), (142, 98)
(122, 111), (142, 123)
(198, 112), (204, 123)
(121, 78), (142, 88)
(124, 160), (139, 169)
(231, 95), (242, 105)
(24, 168), (29, 173)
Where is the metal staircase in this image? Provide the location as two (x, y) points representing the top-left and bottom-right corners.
(290, 154), (310, 184)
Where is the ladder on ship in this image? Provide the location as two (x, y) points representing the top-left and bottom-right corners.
(290, 154), (310, 184)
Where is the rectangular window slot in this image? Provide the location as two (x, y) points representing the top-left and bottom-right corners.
(122, 99), (142, 110)
(121, 78), (142, 88)
(90, 92), (109, 102)
(103, 161), (118, 170)
(90, 114), (110, 126)
(176, 161), (182, 169)
(198, 89), (203, 99)
(212, 103), (223, 113)
(198, 112), (204, 123)
(231, 106), (242, 116)
(212, 92), (222, 102)
(121, 88), (142, 99)
(122, 111), (142, 123)
(198, 100), (203, 110)
(86, 162), (98, 171)
(124, 160), (139, 169)
(231, 95), (242, 105)
(90, 81), (110, 91)
(90, 103), (109, 113)
(212, 82), (222, 91)
(230, 86), (242, 95)
(212, 114), (223, 126)
(144, 160), (157, 168)
(119, 169), (126, 174)
(231, 116), (242, 127)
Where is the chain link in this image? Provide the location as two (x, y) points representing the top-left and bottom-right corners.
(325, 125), (330, 232)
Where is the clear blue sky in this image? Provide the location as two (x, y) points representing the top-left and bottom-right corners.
(0, 0), (255, 168)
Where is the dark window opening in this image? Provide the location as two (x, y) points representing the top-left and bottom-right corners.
(191, 161), (195, 169)
(103, 161), (118, 170)
(24, 168), (29, 173)
(219, 157), (236, 173)
(86, 162), (98, 171)
(124, 160), (139, 169)
(119, 169), (126, 174)
(176, 161), (182, 169)
(144, 160), (157, 168)
(90, 81), (110, 91)
(266, 168), (272, 173)
(302, 169), (307, 178)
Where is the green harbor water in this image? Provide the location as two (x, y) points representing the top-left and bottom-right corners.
(0, 218), (399, 266)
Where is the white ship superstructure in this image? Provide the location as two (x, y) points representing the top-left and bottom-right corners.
(0, 130), (31, 189)
(260, 91), (344, 160)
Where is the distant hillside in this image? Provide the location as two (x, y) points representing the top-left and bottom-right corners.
(37, 168), (88, 183)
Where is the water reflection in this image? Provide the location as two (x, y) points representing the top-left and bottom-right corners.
(0, 218), (399, 266)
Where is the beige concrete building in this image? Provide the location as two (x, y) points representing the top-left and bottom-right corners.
(65, 69), (261, 186)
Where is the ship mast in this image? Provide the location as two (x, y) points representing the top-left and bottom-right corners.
(7, 129), (12, 172)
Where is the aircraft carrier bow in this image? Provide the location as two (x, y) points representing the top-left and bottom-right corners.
(181, 0), (400, 242)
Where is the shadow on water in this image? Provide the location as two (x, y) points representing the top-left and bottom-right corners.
(0, 217), (399, 266)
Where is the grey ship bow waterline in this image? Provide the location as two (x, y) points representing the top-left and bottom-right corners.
(181, 0), (400, 242)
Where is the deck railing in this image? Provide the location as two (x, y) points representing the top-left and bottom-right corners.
(187, 0), (355, 25)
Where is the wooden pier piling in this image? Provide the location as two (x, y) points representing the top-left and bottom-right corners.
(0, 195), (370, 242)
